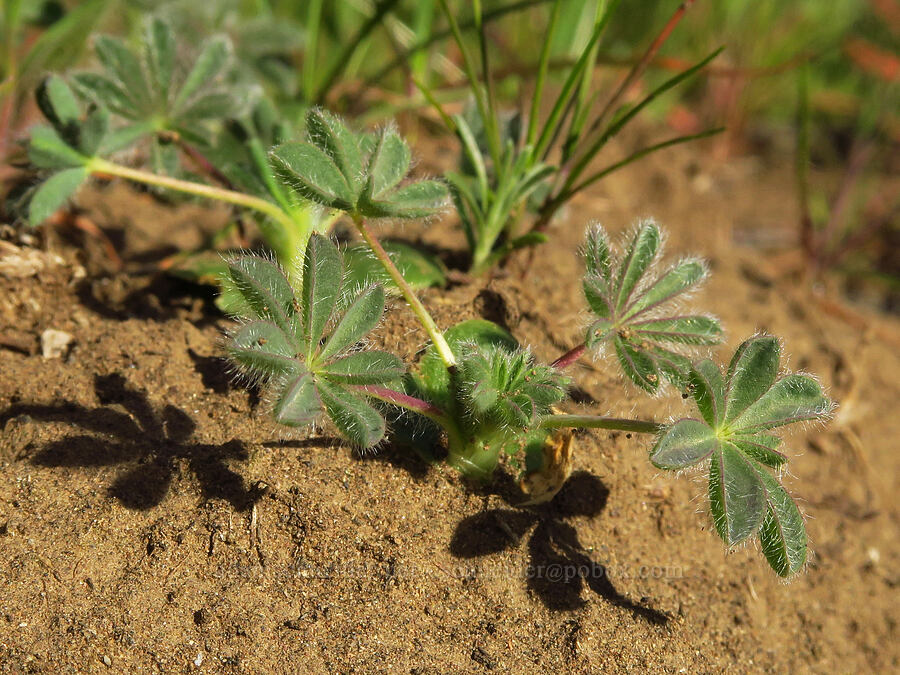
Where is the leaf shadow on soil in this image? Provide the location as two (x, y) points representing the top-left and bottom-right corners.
(75, 274), (222, 327)
(451, 472), (670, 624)
(0, 373), (262, 511)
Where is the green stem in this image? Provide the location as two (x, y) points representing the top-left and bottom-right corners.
(353, 216), (457, 368)
(88, 157), (296, 233)
(541, 414), (662, 434)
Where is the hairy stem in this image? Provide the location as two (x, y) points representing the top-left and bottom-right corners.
(353, 216), (457, 368)
(87, 157), (297, 235)
(353, 385), (449, 425)
(541, 414), (662, 434)
(550, 344), (586, 370)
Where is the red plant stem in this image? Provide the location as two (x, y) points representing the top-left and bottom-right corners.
(586, 0), (697, 139)
(353, 385), (449, 423)
(819, 141), (876, 258)
(550, 344), (586, 370)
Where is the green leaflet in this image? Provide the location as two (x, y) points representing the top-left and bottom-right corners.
(614, 223), (660, 312)
(724, 336), (780, 424)
(319, 351), (405, 385)
(28, 166), (88, 225)
(318, 284), (384, 362)
(361, 180), (449, 219)
(36, 75), (81, 132)
(306, 108), (365, 195)
(709, 443), (765, 546)
(301, 234), (343, 351)
(226, 320), (299, 380)
(224, 255), (299, 339)
(273, 373), (321, 427)
(365, 127), (411, 199)
(756, 468), (807, 576)
(29, 125), (88, 169)
(731, 374), (829, 433)
(270, 141), (355, 209)
(317, 378), (385, 448)
(650, 419), (717, 470)
(689, 359), (726, 427)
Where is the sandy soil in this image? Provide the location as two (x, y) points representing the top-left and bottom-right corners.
(1, 131), (898, 673)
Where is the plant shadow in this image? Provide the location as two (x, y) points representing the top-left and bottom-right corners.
(451, 472), (670, 624)
(76, 273), (222, 327)
(0, 373), (260, 511)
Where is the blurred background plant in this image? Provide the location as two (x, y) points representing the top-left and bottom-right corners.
(1, 0), (896, 308)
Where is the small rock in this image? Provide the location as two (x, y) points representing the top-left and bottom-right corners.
(194, 652), (204, 667)
(41, 329), (73, 359)
(101, 655), (112, 667)
(0, 241), (45, 278)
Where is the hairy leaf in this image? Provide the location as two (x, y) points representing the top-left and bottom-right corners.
(651, 418), (717, 470)
(317, 378), (385, 447)
(615, 222), (660, 311)
(365, 127), (411, 199)
(731, 374), (829, 433)
(319, 351), (405, 385)
(28, 167), (88, 225)
(581, 221), (721, 387)
(271, 141), (355, 209)
(724, 336), (780, 424)
(273, 372), (321, 427)
(306, 108), (364, 196)
(689, 359), (726, 427)
(317, 284), (384, 362)
(756, 468), (807, 576)
(709, 443), (765, 546)
(226, 320), (299, 380)
(29, 125), (87, 169)
(224, 255), (298, 338)
(301, 233), (343, 350)
(361, 180), (449, 219)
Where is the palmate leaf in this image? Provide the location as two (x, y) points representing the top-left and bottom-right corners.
(582, 221), (722, 391)
(221, 235), (405, 448)
(71, 18), (241, 141)
(650, 335), (832, 576)
(270, 109), (448, 219)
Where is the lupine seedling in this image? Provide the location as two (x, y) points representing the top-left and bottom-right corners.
(20, 29), (832, 576)
(218, 111), (832, 577)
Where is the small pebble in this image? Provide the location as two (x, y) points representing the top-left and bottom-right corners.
(194, 652), (204, 667)
(102, 655), (111, 667)
(41, 329), (74, 359)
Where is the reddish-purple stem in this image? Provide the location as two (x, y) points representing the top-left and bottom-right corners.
(354, 385), (448, 422)
(551, 344), (586, 370)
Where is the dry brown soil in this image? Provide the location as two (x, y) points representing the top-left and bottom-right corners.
(1, 132), (898, 673)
